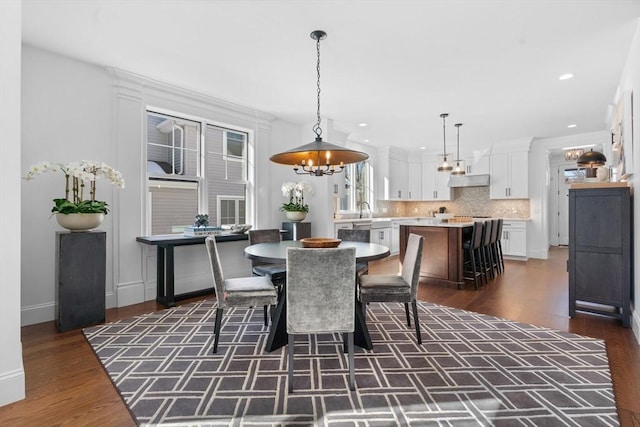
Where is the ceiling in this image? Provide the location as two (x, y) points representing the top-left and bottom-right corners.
(21, 0), (640, 153)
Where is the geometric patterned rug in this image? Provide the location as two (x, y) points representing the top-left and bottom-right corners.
(83, 299), (619, 426)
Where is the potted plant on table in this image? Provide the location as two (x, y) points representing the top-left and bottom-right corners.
(280, 181), (312, 222)
(24, 160), (125, 231)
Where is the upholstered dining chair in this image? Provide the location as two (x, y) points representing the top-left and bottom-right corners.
(337, 228), (371, 277)
(358, 233), (424, 344)
(205, 236), (278, 353)
(249, 229), (287, 289)
(286, 246), (357, 392)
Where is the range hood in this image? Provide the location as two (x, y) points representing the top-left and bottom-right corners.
(448, 174), (490, 188)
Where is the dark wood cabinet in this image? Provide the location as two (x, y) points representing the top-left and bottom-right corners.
(568, 185), (631, 327)
(56, 231), (106, 332)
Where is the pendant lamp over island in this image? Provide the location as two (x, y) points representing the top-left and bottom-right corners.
(451, 123), (466, 176)
(437, 113), (453, 172)
(269, 30), (369, 176)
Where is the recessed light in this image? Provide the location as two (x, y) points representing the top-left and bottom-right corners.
(358, 123), (368, 127)
(364, 139), (370, 143)
(420, 146), (427, 150)
(568, 124), (577, 128)
(559, 73), (574, 80)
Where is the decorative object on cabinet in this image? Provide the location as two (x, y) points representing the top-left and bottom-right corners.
(568, 185), (631, 327)
(611, 90), (634, 179)
(24, 160), (125, 231)
(437, 113), (453, 172)
(269, 30), (368, 176)
(56, 231), (106, 332)
(451, 123), (466, 176)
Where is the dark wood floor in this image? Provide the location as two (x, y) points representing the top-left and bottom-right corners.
(1, 247), (638, 426)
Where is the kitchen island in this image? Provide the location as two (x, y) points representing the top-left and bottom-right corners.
(399, 222), (473, 288)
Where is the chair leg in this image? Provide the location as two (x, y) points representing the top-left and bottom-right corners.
(404, 302), (411, 326)
(288, 333), (294, 393)
(212, 307), (223, 354)
(470, 249), (479, 289)
(347, 332), (355, 391)
(263, 305), (268, 326)
(412, 300), (422, 345)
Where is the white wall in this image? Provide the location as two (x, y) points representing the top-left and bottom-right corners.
(0, 0), (26, 406)
(616, 18), (640, 343)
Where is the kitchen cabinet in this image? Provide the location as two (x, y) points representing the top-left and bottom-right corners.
(407, 162), (422, 200)
(490, 151), (528, 199)
(501, 220), (527, 258)
(568, 185), (631, 327)
(389, 158), (408, 199)
(371, 227), (391, 248)
(421, 160), (452, 201)
(464, 154), (489, 175)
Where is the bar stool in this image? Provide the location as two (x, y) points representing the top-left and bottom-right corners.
(463, 221), (486, 289)
(495, 219), (505, 273)
(489, 219), (502, 276)
(480, 220), (494, 281)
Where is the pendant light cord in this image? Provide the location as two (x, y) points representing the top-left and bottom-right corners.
(312, 35), (323, 139)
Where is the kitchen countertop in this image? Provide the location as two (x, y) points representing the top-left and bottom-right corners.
(334, 216), (531, 224)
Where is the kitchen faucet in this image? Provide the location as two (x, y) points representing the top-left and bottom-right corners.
(359, 201), (371, 218)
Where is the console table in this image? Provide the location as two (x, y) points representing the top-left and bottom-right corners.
(136, 233), (248, 307)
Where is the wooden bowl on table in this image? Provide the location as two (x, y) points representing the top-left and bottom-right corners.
(300, 237), (342, 248)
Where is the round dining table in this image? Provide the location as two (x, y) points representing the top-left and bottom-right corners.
(244, 240), (391, 352)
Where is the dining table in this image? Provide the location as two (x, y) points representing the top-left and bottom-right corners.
(244, 240), (391, 352)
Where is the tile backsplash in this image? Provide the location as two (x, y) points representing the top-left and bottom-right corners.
(376, 187), (530, 218)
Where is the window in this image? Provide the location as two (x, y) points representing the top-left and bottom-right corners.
(146, 110), (249, 234)
(337, 161), (373, 212)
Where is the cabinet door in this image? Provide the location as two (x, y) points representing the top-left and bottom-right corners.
(372, 228), (391, 247)
(334, 223), (352, 238)
(466, 155), (489, 175)
(434, 169), (452, 201)
(422, 161), (451, 201)
(407, 162), (422, 200)
(508, 151), (529, 198)
(391, 223), (400, 254)
(389, 158), (408, 199)
(504, 228), (527, 256)
(490, 152), (510, 199)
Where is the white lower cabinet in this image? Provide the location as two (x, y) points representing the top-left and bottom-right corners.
(371, 227), (391, 247)
(501, 220), (527, 258)
(334, 222), (353, 238)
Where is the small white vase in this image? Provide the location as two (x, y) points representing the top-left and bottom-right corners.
(56, 213), (105, 232)
(285, 211), (307, 222)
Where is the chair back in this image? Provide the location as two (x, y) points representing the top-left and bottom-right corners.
(481, 220), (493, 246)
(205, 236), (226, 308)
(249, 229), (281, 268)
(490, 219), (500, 244)
(337, 228), (370, 243)
(472, 221), (484, 250)
(401, 233), (424, 299)
(286, 247), (356, 334)
(496, 218), (504, 241)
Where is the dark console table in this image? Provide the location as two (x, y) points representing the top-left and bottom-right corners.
(136, 233), (248, 308)
(56, 231), (106, 332)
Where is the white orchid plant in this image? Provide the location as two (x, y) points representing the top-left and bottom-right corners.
(24, 160), (125, 215)
(280, 181), (312, 213)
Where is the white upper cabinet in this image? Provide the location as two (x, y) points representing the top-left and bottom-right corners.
(407, 161), (422, 200)
(464, 154), (490, 175)
(389, 157), (409, 199)
(422, 159), (452, 201)
(490, 151), (529, 199)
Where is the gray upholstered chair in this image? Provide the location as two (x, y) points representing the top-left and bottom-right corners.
(248, 229), (287, 288)
(205, 236), (278, 353)
(286, 246), (356, 392)
(358, 233), (424, 344)
(337, 228), (371, 276)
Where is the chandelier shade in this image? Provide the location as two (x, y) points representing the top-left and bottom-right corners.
(269, 30), (369, 176)
(576, 149), (607, 168)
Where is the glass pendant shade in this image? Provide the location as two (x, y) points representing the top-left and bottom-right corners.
(450, 122), (466, 175)
(269, 30), (369, 176)
(437, 113), (453, 172)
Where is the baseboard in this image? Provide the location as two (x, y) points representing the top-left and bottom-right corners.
(0, 368), (25, 406)
(116, 280), (146, 307)
(21, 301), (55, 326)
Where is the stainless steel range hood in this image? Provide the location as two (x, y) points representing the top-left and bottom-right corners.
(448, 174), (490, 188)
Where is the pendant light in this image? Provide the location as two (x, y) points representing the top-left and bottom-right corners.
(437, 113), (453, 172)
(451, 123), (466, 175)
(269, 30), (369, 176)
